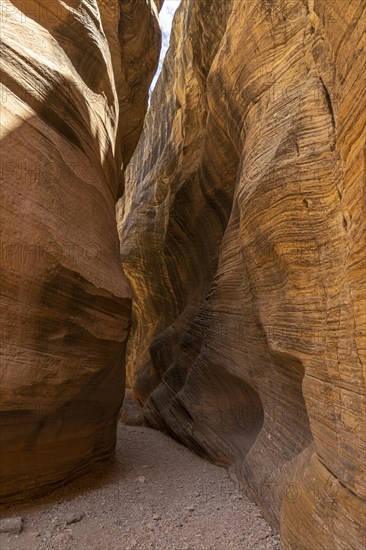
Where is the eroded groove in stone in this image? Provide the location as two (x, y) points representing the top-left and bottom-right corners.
(118, 0), (366, 548)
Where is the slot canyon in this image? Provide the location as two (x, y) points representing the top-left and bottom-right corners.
(0, 0), (365, 549)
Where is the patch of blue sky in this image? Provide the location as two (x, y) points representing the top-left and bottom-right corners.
(150, 1), (181, 92)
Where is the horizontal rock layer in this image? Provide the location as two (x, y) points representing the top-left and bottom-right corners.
(0, 0), (161, 500)
(118, 0), (366, 548)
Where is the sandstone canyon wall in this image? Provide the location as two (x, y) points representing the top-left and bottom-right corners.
(0, 0), (161, 501)
(119, 1), (366, 548)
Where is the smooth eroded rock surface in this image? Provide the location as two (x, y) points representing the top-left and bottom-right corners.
(0, 0), (161, 501)
(118, 1), (366, 548)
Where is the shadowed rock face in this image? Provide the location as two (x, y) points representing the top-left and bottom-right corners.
(0, 0), (161, 501)
(119, 0), (366, 547)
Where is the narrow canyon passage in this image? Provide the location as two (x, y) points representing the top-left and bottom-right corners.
(1, 1), (365, 549)
(0, 421), (280, 550)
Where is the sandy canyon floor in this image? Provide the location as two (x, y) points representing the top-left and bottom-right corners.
(0, 424), (280, 550)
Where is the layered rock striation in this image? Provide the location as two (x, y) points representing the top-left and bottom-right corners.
(0, 0), (161, 500)
(119, 1), (366, 548)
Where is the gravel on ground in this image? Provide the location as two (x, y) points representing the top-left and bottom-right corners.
(0, 424), (280, 550)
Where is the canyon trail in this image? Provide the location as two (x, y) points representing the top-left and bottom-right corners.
(0, 423), (279, 550)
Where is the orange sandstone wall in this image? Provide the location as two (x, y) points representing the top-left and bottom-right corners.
(0, 0), (161, 501)
(119, 1), (366, 547)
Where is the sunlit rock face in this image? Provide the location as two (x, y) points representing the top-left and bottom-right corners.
(118, 0), (366, 547)
(0, 0), (161, 501)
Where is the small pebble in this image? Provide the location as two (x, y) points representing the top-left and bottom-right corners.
(137, 475), (146, 483)
(64, 511), (85, 525)
(0, 517), (23, 535)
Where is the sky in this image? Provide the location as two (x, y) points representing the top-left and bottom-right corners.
(150, 1), (181, 92)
